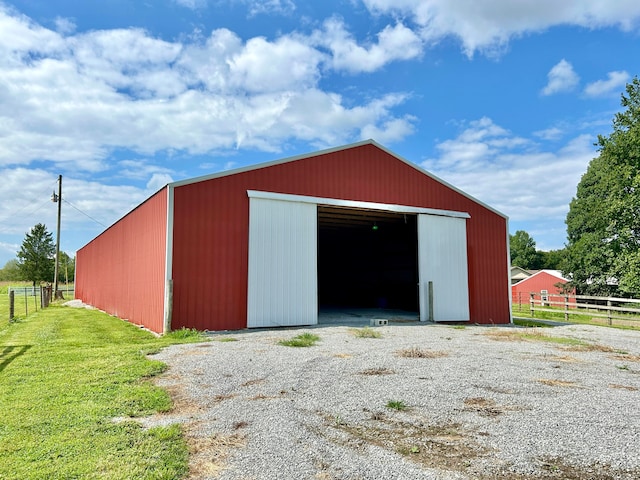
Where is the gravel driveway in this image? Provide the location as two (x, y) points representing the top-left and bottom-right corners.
(148, 322), (640, 479)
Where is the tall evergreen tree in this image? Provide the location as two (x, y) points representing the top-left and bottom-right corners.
(566, 77), (640, 295)
(17, 223), (55, 287)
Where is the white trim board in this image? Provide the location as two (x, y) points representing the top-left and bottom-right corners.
(163, 184), (175, 334)
(246, 190), (470, 219)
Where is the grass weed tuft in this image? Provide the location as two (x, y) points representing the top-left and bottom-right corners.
(349, 327), (382, 338)
(386, 400), (407, 411)
(165, 327), (206, 341)
(278, 332), (320, 347)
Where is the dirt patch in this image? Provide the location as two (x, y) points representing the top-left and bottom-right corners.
(359, 367), (395, 375)
(319, 411), (487, 473)
(241, 378), (265, 387)
(612, 353), (640, 362)
(187, 428), (246, 478)
(395, 346), (448, 358)
(463, 397), (505, 417)
(548, 355), (582, 363)
(564, 343), (616, 353)
(537, 379), (580, 388)
(166, 385), (205, 414)
(608, 383), (638, 391)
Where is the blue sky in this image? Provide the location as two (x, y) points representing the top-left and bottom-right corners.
(0, 0), (639, 266)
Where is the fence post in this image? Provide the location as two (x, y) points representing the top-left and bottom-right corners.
(530, 292), (535, 318)
(9, 290), (14, 322)
(24, 289), (28, 317)
(428, 281), (434, 322)
(564, 295), (569, 322)
(518, 292), (522, 311)
(607, 299), (612, 326)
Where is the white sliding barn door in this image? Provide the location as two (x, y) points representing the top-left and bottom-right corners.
(418, 215), (470, 322)
(247, 198), (318, 328)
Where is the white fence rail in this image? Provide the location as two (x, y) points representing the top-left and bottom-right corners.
(7, 286), (41, 296)
(523, 292), (640, 325)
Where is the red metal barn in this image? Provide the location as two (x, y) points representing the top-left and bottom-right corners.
(76, 141), (511, 333)
(511, 270), (576, 308)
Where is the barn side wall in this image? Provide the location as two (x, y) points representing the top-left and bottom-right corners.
(76, 188), (167, 333)
(171, 143), (510, 331)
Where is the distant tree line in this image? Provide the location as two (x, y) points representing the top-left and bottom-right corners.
(0, 223), (75, 284)
(509, 230), (566, 271)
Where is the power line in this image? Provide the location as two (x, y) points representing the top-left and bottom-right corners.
(0, 196), (56, 234)
(0, 177), (60, 231)
(61, 198), (108, 228)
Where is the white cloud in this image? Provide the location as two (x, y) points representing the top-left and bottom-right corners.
(534, 127), (564, 141)
(175, 0), (295, 15)
(54, 16), (76, 34)
(173, 0), (207, 9)
(315, 18), (423, 73)
(0, 241), (19, 261)
(223, 161), (237, 170)
(427, 117), (530, 170)
(228, 34), (323, 91)
(245, 0), (295, 16)
(118, 159), (175, 181)
(421, 118), (595, 224)
(541, 59), (580, 96)
(584, 70), (630, 97)
(0, 168), (149, 260)
(146, 173), (174, 191)
(362, 0), (640, 57)
(0, 9), (417, 171)
(0, 4), (66, 61)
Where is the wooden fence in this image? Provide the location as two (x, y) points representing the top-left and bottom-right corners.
(515, 292), (640, 325)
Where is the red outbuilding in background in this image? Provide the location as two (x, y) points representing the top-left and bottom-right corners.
(76, 141), (512, 333)
(511, 269), (576, 309)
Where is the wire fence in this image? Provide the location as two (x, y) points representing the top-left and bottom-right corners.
(2, 284), (75, 324)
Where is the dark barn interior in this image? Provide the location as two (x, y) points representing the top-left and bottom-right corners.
(317, 205), (419, 312)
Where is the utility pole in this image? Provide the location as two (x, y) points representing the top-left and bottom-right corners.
(52, 175), (62, 299)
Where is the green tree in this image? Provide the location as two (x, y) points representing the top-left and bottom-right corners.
(57, 251), (75, 283)
(565, 77), (640, 295)
(17, 223), (55, 287)
(0, 259), (23, 281)
(510, 230), (542, 269)
(539, 248), (567, 270)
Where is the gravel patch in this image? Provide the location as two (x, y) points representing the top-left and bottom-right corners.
(147, 323), (640, 479)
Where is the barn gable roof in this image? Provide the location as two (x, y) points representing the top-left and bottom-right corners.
(168, 139), (508, 219)
(512, 269), (568, 287)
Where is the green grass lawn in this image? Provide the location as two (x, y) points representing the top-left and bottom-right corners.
(0, 303), (206, 479)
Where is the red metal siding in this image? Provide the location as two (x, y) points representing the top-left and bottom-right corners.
(511, 272), (576, 307)
(76, 188), (167, 333)
(171, 143), (510, 330)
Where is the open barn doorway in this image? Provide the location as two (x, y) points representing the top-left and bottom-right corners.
(317, 205), (419, 321)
